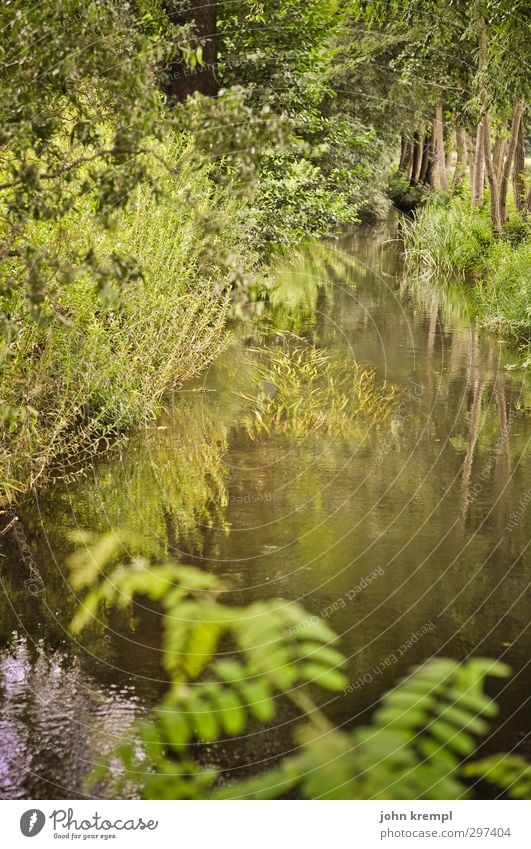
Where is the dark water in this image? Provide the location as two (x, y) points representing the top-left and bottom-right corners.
(1, 222), (529, 798)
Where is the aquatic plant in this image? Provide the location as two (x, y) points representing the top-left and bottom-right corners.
(240, 344), (399, 440)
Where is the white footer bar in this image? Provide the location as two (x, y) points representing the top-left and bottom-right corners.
(2, 800), (530, 848)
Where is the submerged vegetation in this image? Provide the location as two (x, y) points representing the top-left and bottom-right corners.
(241, 344), (399, 440)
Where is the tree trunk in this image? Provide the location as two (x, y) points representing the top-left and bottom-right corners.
(398, 135), (407, 171)
(475, 16), (495, 220)
(482, 112), (503, 232)
(163, 1), (219, 102)
(467, 131), (475, 183)
(398, 135), (414, 177)
(452, 127), (467, 191)
(492, 134), (506, 184)
(432, 104), (448, 191)
(410, 131), (423, 184)
(499, 100), (524, 223)
(513, 107), (526, 212)
(419, 134), (433, 186)
(472, 122), (485, 206)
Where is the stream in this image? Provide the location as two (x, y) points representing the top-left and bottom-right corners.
(1, 220), (529, 799)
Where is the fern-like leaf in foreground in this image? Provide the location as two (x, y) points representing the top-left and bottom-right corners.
(68, 534), (530, 800)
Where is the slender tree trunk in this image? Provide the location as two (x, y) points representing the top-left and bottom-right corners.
(475, 15), (497, 223)
(492, 134), (506, 184)
(398, 135), (408, 172)
(472, 122), (485, 206)
(410, 131), (422, 184)
(416, 131), (425, 182)
(398, 136), (409, 174)
(163, 1), (219, 102)
(419, 133), (433, 186)
(452, 127), (467, 191)
(513, 108), (526, 212)
(432, 104), (448, 191)
(499, 99), (525, 223)
(467, 131), (475, 183)
(399, 136), (414, 178)
(482, 112), (503, 232)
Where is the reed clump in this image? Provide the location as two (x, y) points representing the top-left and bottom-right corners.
(241, 344), (399, 440)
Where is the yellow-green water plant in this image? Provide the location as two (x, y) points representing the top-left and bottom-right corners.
(69, 534), (531, 800)
(240, 343), (400, 441)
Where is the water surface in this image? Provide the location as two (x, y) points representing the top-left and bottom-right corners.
(1, 222), (529, 798)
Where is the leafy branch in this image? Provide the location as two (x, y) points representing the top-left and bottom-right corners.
(68, 532), (531, 800)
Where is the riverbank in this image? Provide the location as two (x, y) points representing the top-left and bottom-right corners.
(1, 141), (236, 503)
(2, 1), (393, 506)
(1, 132), (380, 505)
(402, 196), (530, 360)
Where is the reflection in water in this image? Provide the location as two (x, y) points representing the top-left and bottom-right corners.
(0, 221), (529, 797)
(0, 639), (140, 798)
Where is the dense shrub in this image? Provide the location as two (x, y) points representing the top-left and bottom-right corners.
(0, 139), (254, 500)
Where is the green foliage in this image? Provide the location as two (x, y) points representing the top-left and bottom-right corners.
(388, 172), (428, 210)
(250, 154), (359, 257)
(68, 536), (531, 799)
(464, 755), (531, 800)
(213, 1), (387, 248)
(478, 237), (531, 339)
(0, 0), (169, 317)
(405, 198), (493, 276)
(0, 137), (248, 500)
(349, 0), (531, 121)
(68, 534), (347, 798)
(217, 658), (514, 799)
(0, 0), (392, 503)
(218, 0), (341, 118)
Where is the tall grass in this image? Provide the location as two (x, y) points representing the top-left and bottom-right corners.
(403, 197), (493, 276)
(404, 196), (531, 348)
(0, 139), (256, 501)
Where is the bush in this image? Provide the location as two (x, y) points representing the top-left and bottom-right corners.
(388, 171), (428, 212)
(478, 238), (531, 336)
(0, 138), (256, 501)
